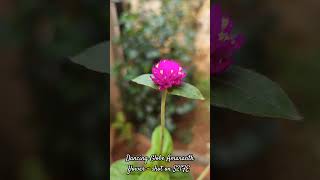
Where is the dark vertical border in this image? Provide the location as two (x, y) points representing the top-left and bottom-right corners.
(106, 0), (111, 179)
(210, 0), (216, 179)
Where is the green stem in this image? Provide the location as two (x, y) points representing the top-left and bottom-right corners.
(197, 163), (210, 180)
(159, 89), (168, 154)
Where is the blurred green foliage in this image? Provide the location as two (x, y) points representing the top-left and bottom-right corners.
(112, 112), (134, 143)
(113, 0), (198, 135)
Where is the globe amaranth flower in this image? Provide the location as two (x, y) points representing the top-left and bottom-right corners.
(211, 4), (244, 75)
(151, 59), (186, 91)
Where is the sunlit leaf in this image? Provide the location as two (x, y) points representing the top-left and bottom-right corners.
(146, 126), (173, 157)
(138, 171), (169, 180)
(169, 171), (193, 180)
(110, 159), (140, 180)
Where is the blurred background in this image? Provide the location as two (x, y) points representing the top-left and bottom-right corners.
(110, 0), (210, 178)
(214, 0), (320, 179)
(0, 0), (107, 179)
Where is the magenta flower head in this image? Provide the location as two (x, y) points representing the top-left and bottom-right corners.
(211, 4), (244, 75)
(151, 59), (186, 91)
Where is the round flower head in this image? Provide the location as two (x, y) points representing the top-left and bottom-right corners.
(211, 4), (244, 75)
(151, 59), (186, 91)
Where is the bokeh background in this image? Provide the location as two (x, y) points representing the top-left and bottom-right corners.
(214, 0), (320, 179)
(0, 0), (107, 179)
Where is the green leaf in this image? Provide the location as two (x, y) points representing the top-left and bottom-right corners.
(212, 66), (302, 120)
(131, 74), (157, 89)
(169, 83), (204, 100)
(169, 172), (194, 180)
(146, 126), (173, 157)
(110, 159), (140, 180)
(138, 171), (169, 180)
(131, 74), (204, 100)
(144, 126), (172, 168)
(70, 41), (109, 73)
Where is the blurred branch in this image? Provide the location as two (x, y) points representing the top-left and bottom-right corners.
(194, 0), (207, 14)
(196, 163), (210, 180)
(110, 0), (124, 113)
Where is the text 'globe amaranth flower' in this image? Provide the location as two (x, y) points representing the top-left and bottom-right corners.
(211, 4), (244, 75)
(151, 59), (186, 91)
